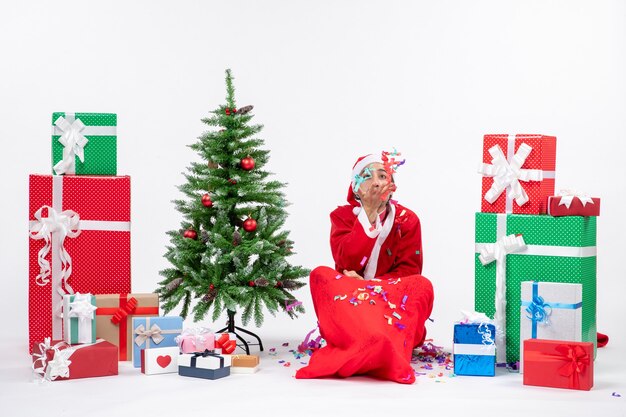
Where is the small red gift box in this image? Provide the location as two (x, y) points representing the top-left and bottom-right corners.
(32, 338), (118, 381)
(523, 339), (593, 391)
(547, 194), (600, 217)
(214, 333), (237, 354)
(28, 175), (131, 352)
(479, 134), (556, 214)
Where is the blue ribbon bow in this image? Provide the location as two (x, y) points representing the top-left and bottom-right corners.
(521, 282), (582, 339)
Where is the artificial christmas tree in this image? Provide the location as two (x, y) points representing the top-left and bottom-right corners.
(156, 69), (308, 353)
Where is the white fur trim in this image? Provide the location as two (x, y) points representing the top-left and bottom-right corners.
(363, 203), (396, 280)
(357, 207), (382, 238)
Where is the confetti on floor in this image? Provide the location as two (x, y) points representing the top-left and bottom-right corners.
(411, 340), (455, 381)
(612, 392), (621, 397)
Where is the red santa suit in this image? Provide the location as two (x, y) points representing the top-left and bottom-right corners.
(296, 154), (434, 384)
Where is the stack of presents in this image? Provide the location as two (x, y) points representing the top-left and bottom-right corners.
(452, 134), (599, 391)
(29, 112), (259, 382)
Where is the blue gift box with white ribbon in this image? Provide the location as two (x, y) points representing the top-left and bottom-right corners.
(132, 316), (183, 367)
(179, 351), (231, 380)
(519, 281), (582, 373)
(453, 323), (496, 376)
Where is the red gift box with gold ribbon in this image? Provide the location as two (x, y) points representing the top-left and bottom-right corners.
(523, 339), (593, 391)
(95, 293), (159, 361)
(479, 134), (556, 214)
(28, 175), (131, 352)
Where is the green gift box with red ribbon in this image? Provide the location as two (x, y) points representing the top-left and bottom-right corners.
(474, 212), (596, 364)
(95, 293), (159, 361)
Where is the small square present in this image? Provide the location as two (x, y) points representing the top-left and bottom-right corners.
(547, 192), (600, 217)
(141, 346), (179, 375)
(179, 352), (231, 380)
(519, 281), (582, 373)
(95, 293), (159, 361)
(175, 327), (215, 353)
(132, 316), (183, 368)
(52, 112), (117, 175)
(229, 354), (260, 374)
(523, 339), (593, 390)
(32, 338), (118, 381)
(214, 332), (237, 354)
(478, 134), (556, 214)
(63, 293), (97, 344)
(453, 323), (496, 376)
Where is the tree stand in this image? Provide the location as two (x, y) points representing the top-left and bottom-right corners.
(216, 310), (264, 355)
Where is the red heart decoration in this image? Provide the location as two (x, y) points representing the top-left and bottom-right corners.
(156, 355), (172, 368)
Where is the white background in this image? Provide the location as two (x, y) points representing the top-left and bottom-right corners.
(1, 1), (625, 416)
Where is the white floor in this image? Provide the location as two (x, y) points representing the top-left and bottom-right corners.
(1, 331), (624, 417)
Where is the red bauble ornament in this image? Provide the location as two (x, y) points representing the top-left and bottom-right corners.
(183, 229), (198, 240)
(201, 194), (213, 207)
(209, 284), (214, 290)
(240, 156), (255, 171)
(228, 178), (237, 185)
(243, 217), (257, 232)
(275, 281), (283, 288)
(248, 280), (255, 287)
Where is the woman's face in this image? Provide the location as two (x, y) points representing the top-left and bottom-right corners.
(356, 162), (393, 198)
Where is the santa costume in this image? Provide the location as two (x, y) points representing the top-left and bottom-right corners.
(295, 153), (434, 384)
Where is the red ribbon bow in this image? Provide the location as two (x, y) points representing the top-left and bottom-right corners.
(111, 297), (138, 325)
(215, 333), (237, 354)
(555, 344), (590, 389)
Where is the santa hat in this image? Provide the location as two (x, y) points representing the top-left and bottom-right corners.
(347, 154), (391, 214)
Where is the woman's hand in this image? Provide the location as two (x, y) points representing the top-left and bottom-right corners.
(359, 181), (396, 223)
(343, 270), (364, 280)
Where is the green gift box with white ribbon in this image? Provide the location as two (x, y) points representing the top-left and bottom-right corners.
(51, 112), (117, 175)
(63, 293), (97, 345)
(474, 212), (596, 364)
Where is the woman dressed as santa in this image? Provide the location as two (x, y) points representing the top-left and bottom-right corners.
(296, 151), (434, 384)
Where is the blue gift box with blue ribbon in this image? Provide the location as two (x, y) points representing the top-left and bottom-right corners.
(453, 322), (496, 376)
(179, 351), (231, 380)
(519, 281), (582, 373)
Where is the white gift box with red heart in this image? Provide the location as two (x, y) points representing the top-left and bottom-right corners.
(140, 346), (179, 375)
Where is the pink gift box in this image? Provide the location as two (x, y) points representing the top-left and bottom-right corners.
(176, 328), (215, 353)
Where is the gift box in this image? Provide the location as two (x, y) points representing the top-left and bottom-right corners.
(32, 338), (118, 381)
(453, 323), (496, 376)
(478, 134), (556, 214)
(179, 352), (231, 380)
(63, 293), (97, 344)
(519, 281), (582, 372)
(547, 194), (600, 217)
(28, 175), (131, 351)
(175, 327), (215, 353)
(475, 212), (596, 363)
(95, 294), (159, 361)
(523, 339), (593, 390)
(132, 316), (183, 368)
(141, 346), (179, 375)
(228, 354), (260, 374)
(214, 332), (237, 354)
(52, 112), (117, 175)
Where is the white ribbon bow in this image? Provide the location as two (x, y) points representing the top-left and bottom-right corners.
(478, 143), (543, 207)
(53, 116), (89, 175)
(134, 324), (164, 346)
(557, 189), (595, 209)
(32, 338), (72, 381)
(29, 206), (81, 289)
(478, 234), (527, 362)
(68, 293), (97, 322)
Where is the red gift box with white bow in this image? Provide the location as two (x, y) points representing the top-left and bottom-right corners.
(31, 338), (118, 381)
(478, 134), (556, 214)
(547, 192), (601, 217)
(28, 175), (131, 352)
(523, 339), (593, 391)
